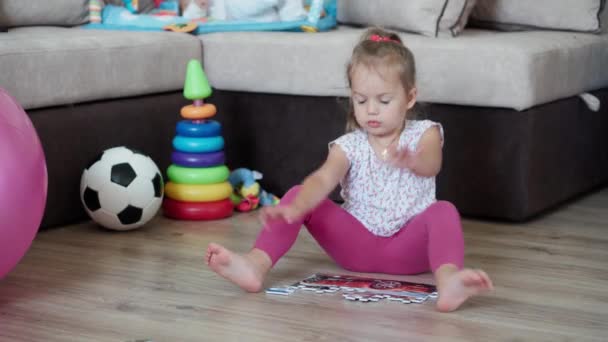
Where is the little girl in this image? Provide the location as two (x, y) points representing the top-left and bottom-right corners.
(206, 27), (493, 312)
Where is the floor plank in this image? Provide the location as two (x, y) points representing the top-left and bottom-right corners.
(1, 188), (607, 341)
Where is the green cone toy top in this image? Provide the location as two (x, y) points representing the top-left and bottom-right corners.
(183, 60), (212, 100)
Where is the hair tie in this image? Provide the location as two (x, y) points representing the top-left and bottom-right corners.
(369, 34), (399, 44)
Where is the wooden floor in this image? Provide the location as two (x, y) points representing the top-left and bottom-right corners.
(1, 188), (607, 342)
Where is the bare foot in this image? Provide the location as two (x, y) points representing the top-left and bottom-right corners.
(205, 243), (270, 293)
(436, 268), (493, 312)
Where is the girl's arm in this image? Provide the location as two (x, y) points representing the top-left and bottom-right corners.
(291, 145), (350, 213)
(262, 145), (350, 223)
(388, 126), (443, 177)
(410, 126), (443, 177)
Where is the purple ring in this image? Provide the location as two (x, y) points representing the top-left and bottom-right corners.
(171, 151), (225, 168)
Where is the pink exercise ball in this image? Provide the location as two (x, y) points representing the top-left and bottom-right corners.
(0, 88), (47, 279)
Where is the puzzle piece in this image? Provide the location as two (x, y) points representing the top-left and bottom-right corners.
(342, 292), (381, 302)
(341, 291), (429, 304)
(341, 287), (369, 293)
(384, 294), (427, 304)
(297, 285), (340, 293)
(265, 287), (296, 296)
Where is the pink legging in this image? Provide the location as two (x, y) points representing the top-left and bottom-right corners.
(254, 186), (465, 275)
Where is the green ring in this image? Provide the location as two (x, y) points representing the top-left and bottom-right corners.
(167, 164), (230, 185)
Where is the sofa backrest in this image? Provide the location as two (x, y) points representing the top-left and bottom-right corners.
(470, 0), (606, 33)
(337, 0), (607, 36)
(0, 0), (90, 28)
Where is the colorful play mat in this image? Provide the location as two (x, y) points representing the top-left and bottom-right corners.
(84, 0), (337, 34)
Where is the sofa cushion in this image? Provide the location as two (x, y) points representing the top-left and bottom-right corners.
(0, 0), (90, 27)
(199, 26), (608, 111)
(0, 27), (202, 110)
(470, 0), (606, 33)
(337, 0), (477, 38)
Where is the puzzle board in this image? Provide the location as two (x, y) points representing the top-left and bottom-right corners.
(266, 273), (438, 304)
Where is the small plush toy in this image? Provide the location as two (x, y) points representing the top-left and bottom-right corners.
(259, 190), (280, 206)
(210, 0), (307, 22)
(180, 0), (209, 20)
(89, 0), (104, 23)
(228, 168), (279, 212)
(123, 0), (139, 13)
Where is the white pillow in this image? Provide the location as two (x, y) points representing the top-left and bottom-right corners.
(602, 3), (608, 33)
(337, 0), (478, 38)
(439, 0), (478, 37)
(470, 0), (606, 33)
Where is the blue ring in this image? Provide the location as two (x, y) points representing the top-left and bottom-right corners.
(173, 135), (224, 153)
(176, 120), (222, 138)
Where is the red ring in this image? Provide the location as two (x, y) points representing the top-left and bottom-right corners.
(162, 197), (233, 220)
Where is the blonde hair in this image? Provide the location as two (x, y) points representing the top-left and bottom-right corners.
(345, 27), (417, 132)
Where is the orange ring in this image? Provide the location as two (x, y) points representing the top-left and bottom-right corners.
(181, 104), (217, 120)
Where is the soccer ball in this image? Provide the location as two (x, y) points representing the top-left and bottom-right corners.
(80, 146), (164, 231)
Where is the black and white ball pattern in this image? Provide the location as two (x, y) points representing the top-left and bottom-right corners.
(80, 146), (164, 231)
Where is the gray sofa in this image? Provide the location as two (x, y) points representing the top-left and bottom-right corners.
(1, 1), (607, 228)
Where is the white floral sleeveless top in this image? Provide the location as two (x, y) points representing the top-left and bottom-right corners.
(330, 120), (444, 237)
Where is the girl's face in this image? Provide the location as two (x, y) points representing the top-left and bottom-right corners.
(350, 63), (416, 137)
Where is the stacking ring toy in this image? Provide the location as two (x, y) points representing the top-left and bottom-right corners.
(176, 120), (221, 137)
(167, 164), (230, 184)
(181, 103), (217, 119)
(173, 135), (224, 153)
(163, 197), (233, 220)
(171, 151), (225, 168)
(165, 181), (232, 202)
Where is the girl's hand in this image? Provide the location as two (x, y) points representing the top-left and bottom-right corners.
(260, 204), (303, 228)
(386, 143), (423, 170)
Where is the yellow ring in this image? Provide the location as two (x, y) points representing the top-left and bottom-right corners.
(165, 181), (233, 202)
